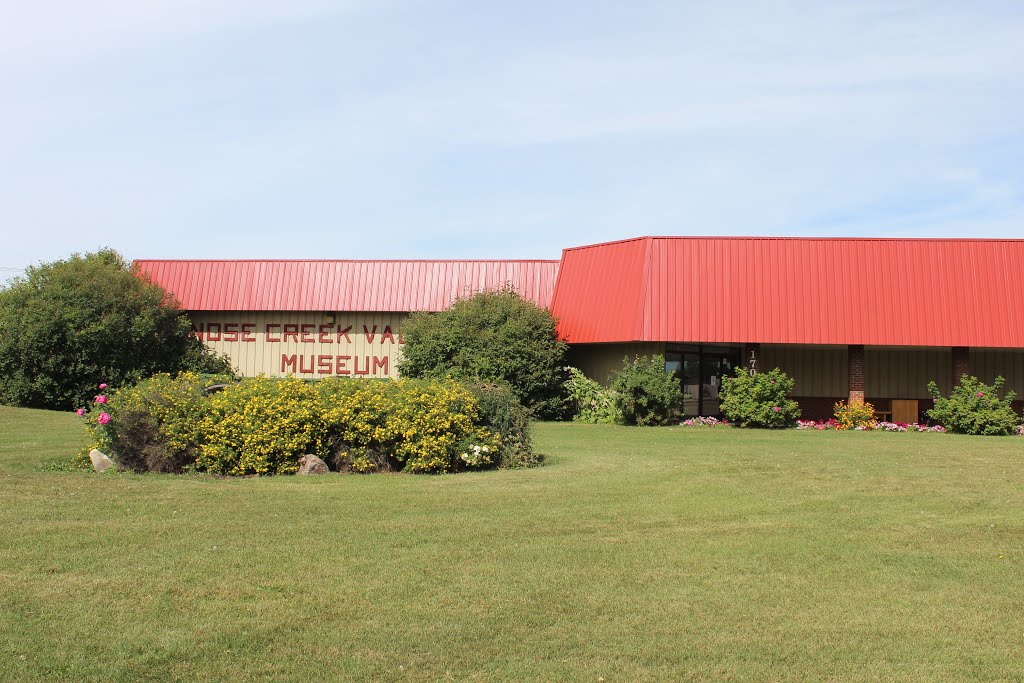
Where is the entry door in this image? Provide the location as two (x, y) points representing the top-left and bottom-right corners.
(700, 351), (739, 417)
(702, 356), (723, 416)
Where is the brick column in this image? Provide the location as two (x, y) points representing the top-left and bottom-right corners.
(848, 344), (865, 404)
(743, 343), (761, 375)
(952, 346), (970, 385)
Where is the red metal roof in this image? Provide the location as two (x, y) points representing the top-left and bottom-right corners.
(135, 259), (560, 312)
(550, 236), (1024, 348)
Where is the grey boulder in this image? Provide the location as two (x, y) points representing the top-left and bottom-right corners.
(297, 454), (329, 475)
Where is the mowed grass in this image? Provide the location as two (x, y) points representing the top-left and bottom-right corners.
(1, 407), (1023, 682)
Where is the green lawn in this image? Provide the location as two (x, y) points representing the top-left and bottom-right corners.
(1, 406), (1023, 682)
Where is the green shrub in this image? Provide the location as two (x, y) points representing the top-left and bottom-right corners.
(720, 368), (800, 428)
(565, 367), (619, 424)
(927, 375), (1019, 436)
(397, 288), (568, 418)
(81, 372), (230, 473)
(0, 248), (232, 411)
(466, 381), (541, 468)
(610, 355), (683, 426)
(833, 400), (876, 430)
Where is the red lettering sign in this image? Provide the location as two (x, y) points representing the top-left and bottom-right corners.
(335, 355), (351, 375)
(284, 324), (299, 343)
(206, 322), (222, 342)
(281, 354), (297, 373)
(380, 326), (395, 344)
(337, 325), (352, 344)
(317, 354), (333, 374)
(319, 324), (333, 343)
(373, 355), (389, 375)
(266, 323), (281, 342)
(224, 323), (239, 343)
(301, 324), (315, 344)
(241, 323), (256, 342)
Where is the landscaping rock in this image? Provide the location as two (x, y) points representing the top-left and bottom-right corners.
(89, 449), (114, 473)
(297, 454), (329, 475)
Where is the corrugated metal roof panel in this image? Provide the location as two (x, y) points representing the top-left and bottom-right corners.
(134, 259), (561, 312)
(550, 236), (1024, 348)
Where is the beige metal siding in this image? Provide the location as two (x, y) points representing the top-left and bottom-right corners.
(867, 347), (951, 398)
(760, 345), (847, 397)
(969, 349), (1024, 395)
(568, 343), (667, 386)
(192, 312), (407, 378)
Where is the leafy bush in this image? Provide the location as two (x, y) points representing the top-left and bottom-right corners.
(466, 381), (541, 468)
(833, 400), (876, 430)
(0, 248), (232, 410)
(565, 366), (619, 424)
(720, 368), (800, 428)
(83, 373), (229, 473)
(927, 375), (1019, 436)
(610, 355), (683, 426)
(197, 377), (326, 475)
(397, 288), (568, 418)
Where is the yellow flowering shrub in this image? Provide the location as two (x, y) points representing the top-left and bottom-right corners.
(197, 377), (327, 475)
(833, 400), (876, 430)
(318, 378), (501, 473)
(90, 373), (513, 475)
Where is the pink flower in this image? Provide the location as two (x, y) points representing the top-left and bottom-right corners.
(773, 406), (780, 412)
(76, 408), (85, 416)
(99, 383), (108, 389)
(97, 412), (112, 425)
(976, 392), (984, 398)
(95, 395), (108, 404)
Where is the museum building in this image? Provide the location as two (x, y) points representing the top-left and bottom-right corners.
(136, 236), (1024, 421)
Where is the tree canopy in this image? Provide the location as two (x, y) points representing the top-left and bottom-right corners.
(0, 249), (231, 410)
(397, 289), (567, 417)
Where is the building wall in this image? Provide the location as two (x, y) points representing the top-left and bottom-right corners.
(567, 342), (667, 385)
(760, 344), (847, 397)
(866, 347), (952, 398)
(969, 349), (1024, 395)
(192, 311), (407, 378)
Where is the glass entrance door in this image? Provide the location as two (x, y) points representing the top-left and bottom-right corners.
(666, 345), (741, 417)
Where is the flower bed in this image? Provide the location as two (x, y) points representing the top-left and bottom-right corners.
(796, 419), (946, 433)
(679, 416), (730, 428)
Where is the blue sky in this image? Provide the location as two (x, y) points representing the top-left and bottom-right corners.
(2, 1), (1023, 270)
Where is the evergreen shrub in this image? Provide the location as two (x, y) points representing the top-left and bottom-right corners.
(0, 249), (232, 410)
(397, 289), (568, 418)
(610, 355), (683, 426)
